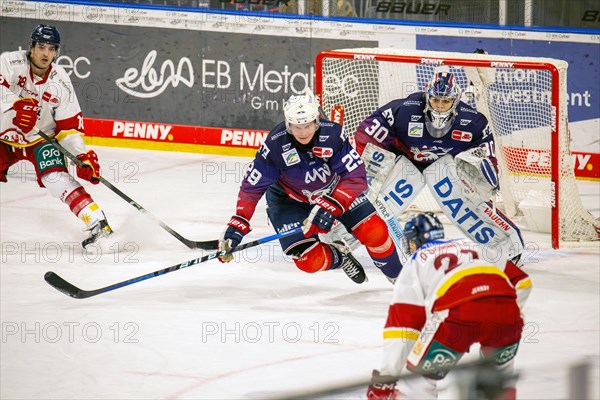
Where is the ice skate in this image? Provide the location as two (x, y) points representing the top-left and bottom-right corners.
(82, 215), (113, 249)
(331, 241), (367, 284)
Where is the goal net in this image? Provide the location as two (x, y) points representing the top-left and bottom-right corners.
(316, 48), (599, 248)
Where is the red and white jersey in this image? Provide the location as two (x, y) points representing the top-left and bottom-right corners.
(0, 50), (84, 147)
(389, 238), (531, 320)
(379, 238), (532, 376)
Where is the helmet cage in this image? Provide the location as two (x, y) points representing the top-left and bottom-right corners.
(424, 72), (461, 138)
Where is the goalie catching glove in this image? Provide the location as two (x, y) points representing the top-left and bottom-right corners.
(12, 98), (40, 133)
(455, 147), (499, 202)
(76, 150), (101, 184)
(302, 195), (344, 237)
(218, 216), (251, 263)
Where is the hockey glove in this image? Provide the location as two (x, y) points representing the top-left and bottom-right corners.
(12, 98), (39, 133)
(302, 195), (344, 238)
(218, 215), (251, 263)
(366, 370), (399, 400)
(76, 150), (101, 184)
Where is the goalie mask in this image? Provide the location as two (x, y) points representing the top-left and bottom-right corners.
(424, 72), (461, 138)
(402, 212), (445, 255)
(284, 93), (320, 132)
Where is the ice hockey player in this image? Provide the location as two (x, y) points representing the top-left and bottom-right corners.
(356, 71), (524, 263)
(366, 212), (531, 399)
(218, 90), (403, 283)
(0, 24), (113, 248)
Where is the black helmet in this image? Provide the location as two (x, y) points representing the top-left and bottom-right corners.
(31, 24), (61, 48)
(402, 212), (445, 254)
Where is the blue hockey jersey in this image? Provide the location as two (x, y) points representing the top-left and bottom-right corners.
(355, 92), (494, 167)
(234, 120), (367, 221)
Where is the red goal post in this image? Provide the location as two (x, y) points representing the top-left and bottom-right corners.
(315, 48), (599, 249)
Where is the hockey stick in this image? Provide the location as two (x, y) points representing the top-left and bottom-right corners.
(34, 128), (218, 250)
(44, 227), (301, 299)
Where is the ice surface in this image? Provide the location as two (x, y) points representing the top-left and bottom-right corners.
(1, 147), (598, 399)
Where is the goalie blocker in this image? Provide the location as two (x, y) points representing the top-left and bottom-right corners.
(362, 143), (524, 261)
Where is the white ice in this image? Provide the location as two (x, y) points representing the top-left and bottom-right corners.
(1, 147), (598, 399)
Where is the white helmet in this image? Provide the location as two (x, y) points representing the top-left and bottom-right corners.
(424, 72), (462, 138)
(284, 92), (320, 131)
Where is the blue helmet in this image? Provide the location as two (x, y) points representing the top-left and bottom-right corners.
(424, 72), (461, 138)
(402, 212), (445, 254)
(31, 24), (61, 48)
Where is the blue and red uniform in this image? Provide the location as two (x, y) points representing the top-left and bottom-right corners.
(232, 119), (402, 278)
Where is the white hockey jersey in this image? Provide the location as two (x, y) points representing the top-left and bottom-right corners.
(0, 50), (84, 147)
(379, 238), (532, 377)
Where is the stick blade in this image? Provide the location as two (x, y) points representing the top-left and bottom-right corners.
(44, 271), (88, 299)
(188, 239), (219, 250)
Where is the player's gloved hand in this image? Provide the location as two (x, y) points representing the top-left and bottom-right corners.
(12, 98), (39, 133)
(218, 215), (251, 263)
(302, 195), (344, 238)
(480, 157), (499, 190)
(366, 370), (399, 400)
(76, 150), (101, 184)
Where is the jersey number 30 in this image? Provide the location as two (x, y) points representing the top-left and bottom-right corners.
(364, 119), (389, 143)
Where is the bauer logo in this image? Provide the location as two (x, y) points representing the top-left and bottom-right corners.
(221, 130), (267, 148)
(112, 122), (173, 141)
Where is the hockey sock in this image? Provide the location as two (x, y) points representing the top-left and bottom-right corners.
(64, 187), (104, 227)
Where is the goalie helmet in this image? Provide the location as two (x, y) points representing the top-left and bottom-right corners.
(283, 92), (320, 131)
(31, 24), (61, 48)
(424, 72), (461, 138)
(402, 212), (445, 254)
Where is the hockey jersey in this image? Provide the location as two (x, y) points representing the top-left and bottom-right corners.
(235, 120), (367, 221)
(0, 50), (84, 147)
(355, 92), (494, 167)
(379, 238), (532, 376)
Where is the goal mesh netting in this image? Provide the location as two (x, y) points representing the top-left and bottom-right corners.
(316, 48), (599, 248)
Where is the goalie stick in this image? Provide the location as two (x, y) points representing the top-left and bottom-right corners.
(44, 227), (301, 299)
(33, 128), (218, 250)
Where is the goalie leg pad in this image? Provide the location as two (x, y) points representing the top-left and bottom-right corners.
(361, 143), (397, 202)
(379, 155), (426, 217)
(425, 155), (524, 260)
